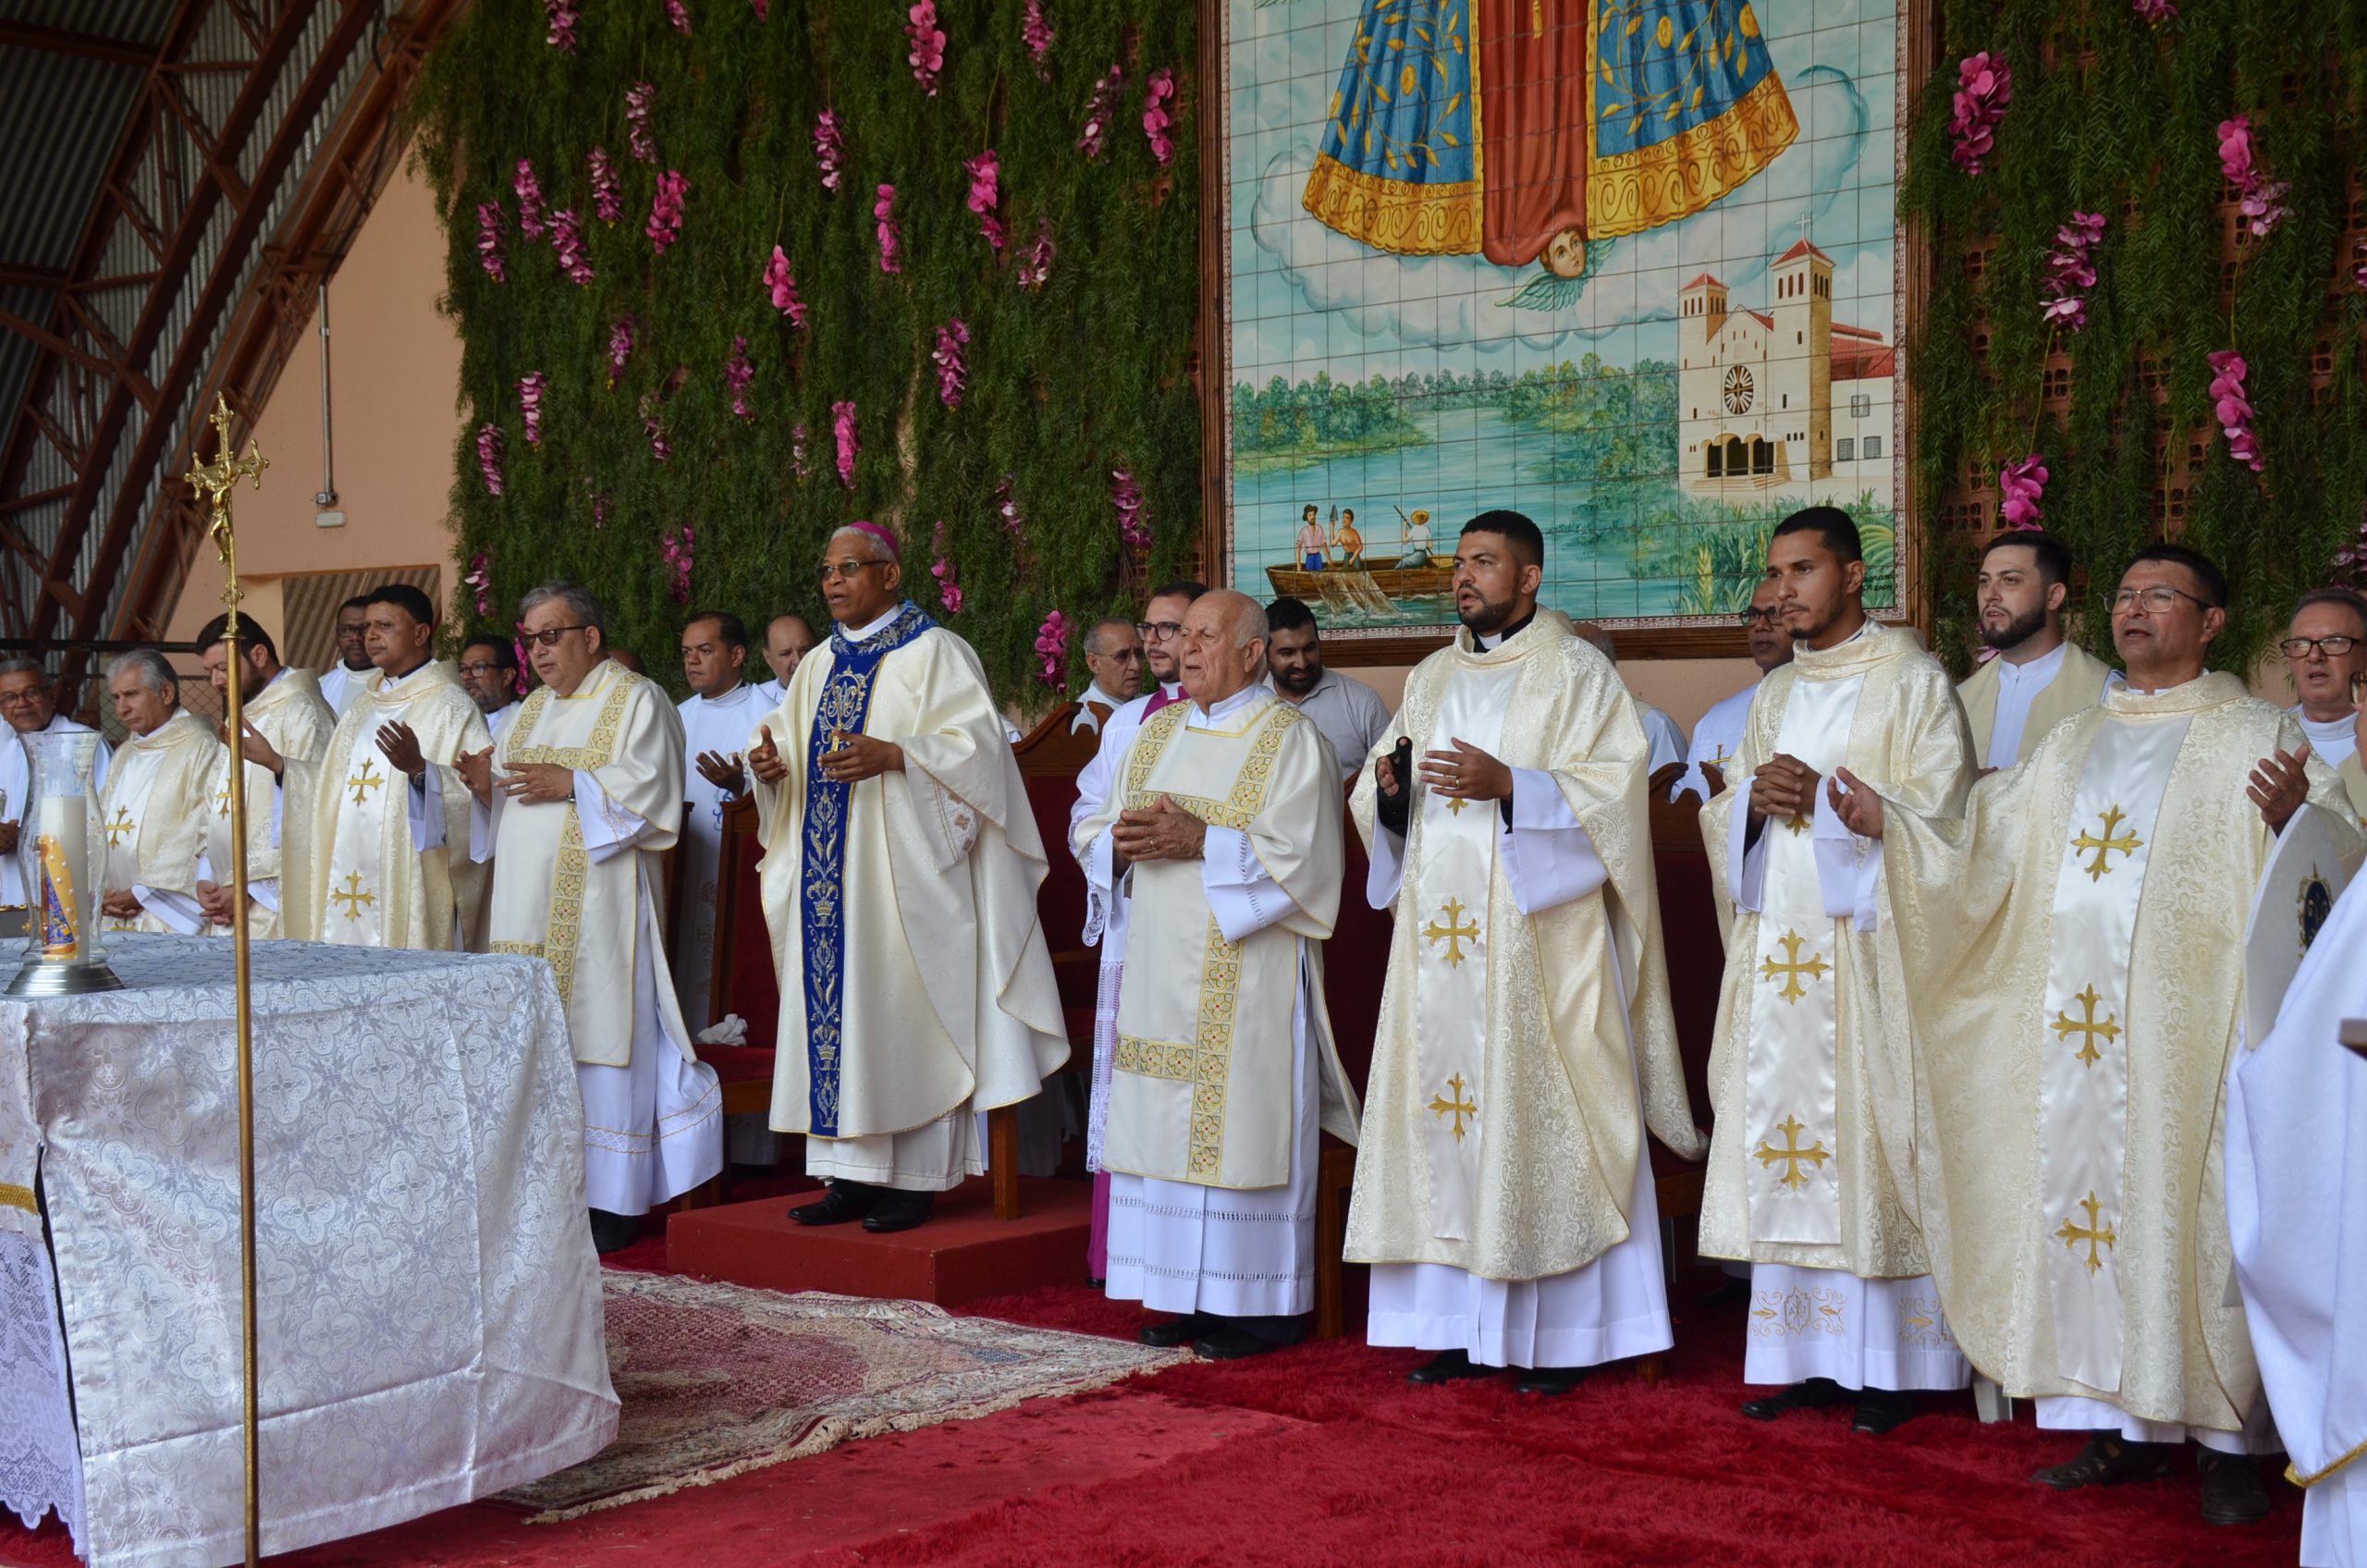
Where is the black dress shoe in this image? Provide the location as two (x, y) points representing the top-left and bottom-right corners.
(1193, 1323), (1282, 1360)
(1138, 1313), (1208, 1348)
(2198, 1451), (2271, 1525)
(2030, 1433), (2177, 1490)
(1407, 1349), (1501, 1385)
(587, 1208), (641, 1254)
(861, 1189), (936, 1232)
(1513, 1366), (1590, 1397)
(1740, 1378), (1854, 1421)
(1851, 1389), (1917, 1435)
(790, 1182), (878, 1226)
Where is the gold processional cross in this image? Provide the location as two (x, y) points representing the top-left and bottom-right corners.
(347, 757), (385, 807)
(104, 806), (135, 847)
(1757, 928), (1829, 1003)
(331, 872), (376, 921)
(2055, 1191), (2117, 1273)
(2072, 805), (2142, 881)
(1423, 897), (1480, 967)
(1428, 1073), (1478, 1141)
(2050, 985), (2120, 1068)
(1754, 1114), (1832, 1191)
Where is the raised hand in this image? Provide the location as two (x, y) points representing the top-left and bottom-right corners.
(817, 733), (903, 784)
(747, 724), (788, 786)
(375, 720), (427, 778)
(1749, 753), (1821, 823)
(1827, 766), (1885, 839)
(695, 750), (748, 794)
(1417, 738), (1513, 802)
(2249, 743), (2312, 832)
(231, 718), (283, 778)
(455, 746), (495, 805)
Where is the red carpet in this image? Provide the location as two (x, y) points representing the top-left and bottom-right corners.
(0, 1226), (2305, 1568)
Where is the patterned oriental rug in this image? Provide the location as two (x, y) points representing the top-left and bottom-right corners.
(499, 1274), (1186, 1522)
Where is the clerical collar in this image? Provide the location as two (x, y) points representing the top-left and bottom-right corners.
(695, 682), (752, 705)
(1188, 683), (1272, 728)
(383, 658), (433, 690)
(1993, 639), (2067, 687)
(2293, 705), (2355, 748)
(1474, 608), (1538, 651)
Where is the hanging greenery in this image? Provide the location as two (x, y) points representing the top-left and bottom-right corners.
(409, 0), (1198, 705)
(1904, 0), (2367, 677)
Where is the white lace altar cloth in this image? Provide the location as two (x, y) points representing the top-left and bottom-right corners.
(0, 935), (619, 1568)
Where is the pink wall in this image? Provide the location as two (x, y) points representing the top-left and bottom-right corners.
(166, 166), (465, 647)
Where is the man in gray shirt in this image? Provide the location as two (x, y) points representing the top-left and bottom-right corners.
(1267, 596), (1392, 782)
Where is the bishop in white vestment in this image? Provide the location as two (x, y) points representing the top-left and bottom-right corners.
(96, 652), (223, 934)
(1855, 546), (2363, 1522)
(2227, 871), (2367, 1567)
(1069, 581), (1203, 1277)
(0, 659), (109, 923)
(1677, 580), (1793, 802)
(1077, 590), (1357, 1358)
(192, 616), (337, 940)
(1698, 508), (1976, 1433)
(1346, 514), (1703, 1392)
(750, 525), (1066, 1233)
(467, 584), (723, 1248)
(295, 588), (490, 948)
(1957, 533), (2112, 770)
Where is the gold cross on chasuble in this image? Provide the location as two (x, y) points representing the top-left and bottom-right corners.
(2050, 985), (2120, 1067)
(1428, 1073), (1478, 1140)
(104, 807), (134, 847)
(331, 871), (376, 920)
(1757, 928), (1829, 1003)
(346, 757), (386, 807)
(2072, 805), (2143, 881)
(213, 780), (231, 815)
(2055, 1191), (2117, 1273)
(1423, 897), (1479, 967)
(1754, 1114), (1832, 1191)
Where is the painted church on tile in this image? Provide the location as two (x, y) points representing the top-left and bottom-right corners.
(1677, 240), (1895, 504)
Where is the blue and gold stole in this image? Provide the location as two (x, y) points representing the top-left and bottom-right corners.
(798, 600), (936, 1135)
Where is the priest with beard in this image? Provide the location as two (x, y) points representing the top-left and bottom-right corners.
(1078, 589), (1357, 1359)
(1697, 507), (1978, 1435)
(461, 582), (724, 1252)
(1837, 544), (2362, 1524)
(1956, 531), (2113, 771)
(1344, 510), (1702, 1392)
(191, 615), (337, 939)
(747, 522), (1067, 1233)
(1068, 579), (1208, 1276)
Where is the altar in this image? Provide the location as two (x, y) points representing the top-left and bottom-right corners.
(0, 936), (618, 1568)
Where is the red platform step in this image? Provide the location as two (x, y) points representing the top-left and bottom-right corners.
(666, 1174), (1094, 1306)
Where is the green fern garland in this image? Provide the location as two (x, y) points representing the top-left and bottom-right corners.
(1904, 0), (2367, 677)
(409, 0), (1198, 704)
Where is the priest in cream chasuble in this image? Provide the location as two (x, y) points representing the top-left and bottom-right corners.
(1068, 579), (1202, 1278)
(1076, 591), (1356, 1357)
(1957, 532), (2114, 770)
(293, 587), (488, 949)
(2279, 588), (2367, 825)
(1696, 508), (1976, 1430)
(1342, 513), (1702, 1390)
(96, 651), (222, 934)
(192, 617), (337, 941)
(469, 585), (722, 1238)
(2227, 869), (2367, 1567)
(1853, 545), (2363, 1513)
(750, 524), (1066, 1234)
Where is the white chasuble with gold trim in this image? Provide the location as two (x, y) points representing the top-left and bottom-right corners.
(1741, 668), (1865, 1245)
(2036, 711), (2187, 1392)
(1882, 672), (2366, 1430)
(99, 710), (219, 933)
(200, 668), (337, 941)
(1091, 696), (1355, 1191)
(300, 662), (489, 949)
(1408, 664), (1517, 1239)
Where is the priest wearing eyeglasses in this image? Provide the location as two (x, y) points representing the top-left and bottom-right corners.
(461, 582), (724, 1252)
(2277, 588), (2367, 821)
(746, 522), (1068, 1233)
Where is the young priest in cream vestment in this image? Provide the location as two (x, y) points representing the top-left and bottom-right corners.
(1076, 590), (1358, 1361)
(96, 650), (222, 934)
(1956, 531), (2114, 770)
(1839, 545), (2364, 1525)
(190, 614), (337, 941)
(463, 582), (723, 1252)
(294, 585), (489, 948)
(747, 523), (1067, 1235)
(1345, 511), (1703, 1394)
(1697, 507), (1978, 1435)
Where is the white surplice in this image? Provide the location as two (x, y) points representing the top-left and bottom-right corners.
(674, 682), (765, 1031)
(2293, 704), (2360, 772)
(0, 716), (110, 912)
(471, 659), (722, 1214)
(316, 661), (371, 718)
(1676, 680), (1757, 802)
(1638, 700), (1686, 777)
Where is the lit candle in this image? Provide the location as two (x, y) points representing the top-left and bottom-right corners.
(35, 795), (86, 959)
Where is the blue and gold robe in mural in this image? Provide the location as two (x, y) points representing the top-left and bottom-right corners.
(1303, 0), (1797, 273)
